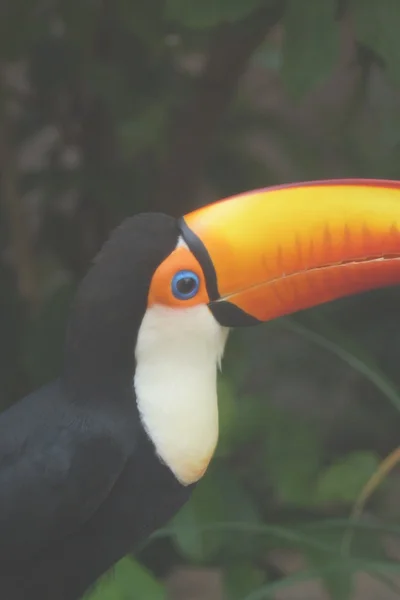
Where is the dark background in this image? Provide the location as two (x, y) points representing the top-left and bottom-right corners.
(1, 1), (400, 598)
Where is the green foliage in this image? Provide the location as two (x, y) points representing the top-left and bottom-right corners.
(84, 557), (165, 600)
(242, 558), (400, 600)
(282, 315), (400, 413)
(1, 1), (400, 599)
(315, 451), (380, 504)
(217, 378), (266, 455)
(224, 563), (265, 600)
(170, 465), (262, 563)
(262, 407), (323, 506)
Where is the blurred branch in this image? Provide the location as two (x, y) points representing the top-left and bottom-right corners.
(155, 2), (285, 215)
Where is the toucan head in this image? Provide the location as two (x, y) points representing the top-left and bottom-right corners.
(68, 179), (400, 487)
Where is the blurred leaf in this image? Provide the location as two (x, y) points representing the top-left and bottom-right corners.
(351, 0), (400, 87)
(169, 467), (226, 562)
(153, 519), (349, 556)
(216, 377), (238, 456)
(302, 517), (400, 538)
(224, 563), (265, 600)
(165, 0), (267, 29)
(298, 520), (397, 598)
(217, 374), (266, 456)
(216, 467), (262, 558)
(356, 448), (400, 515)
(343, 447), (400, 555)
(283, 315), (400, 414)
(84, 556), (165, 600)
(300, 524), (357, 600)
(300, 518), (388, 563)
(310, 554), (353, 600)
(263, 408), (323, 505)
(281, 0), (339, 99)
(170, 465), (261, 562)
(315, 451), (380, 504)
(243, 558), (400, 600)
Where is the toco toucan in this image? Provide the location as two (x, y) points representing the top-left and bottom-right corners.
(1, 179), (400, 599)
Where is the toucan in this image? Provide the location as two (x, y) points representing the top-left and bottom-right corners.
(1, 179), (400, 599)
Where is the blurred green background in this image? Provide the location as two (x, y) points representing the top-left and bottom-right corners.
(1, 0), (400, 598)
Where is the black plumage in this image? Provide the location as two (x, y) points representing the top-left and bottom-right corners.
(0, 214), (193, 599)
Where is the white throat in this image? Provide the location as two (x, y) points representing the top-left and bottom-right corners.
(134, 304), (229, 485)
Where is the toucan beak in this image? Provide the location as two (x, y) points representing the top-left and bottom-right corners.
(180, 179), (400, 327)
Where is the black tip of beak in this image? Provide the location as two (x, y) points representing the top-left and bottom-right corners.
(208, 301), (262, 327)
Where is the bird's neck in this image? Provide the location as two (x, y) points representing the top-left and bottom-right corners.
(62, 307), (139, 405)
(61, 269), (145, 406)
(134, 304), (229, 486)
(61, 214), (180, 406)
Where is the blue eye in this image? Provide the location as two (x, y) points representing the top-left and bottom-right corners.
(171, 270), (200, 300)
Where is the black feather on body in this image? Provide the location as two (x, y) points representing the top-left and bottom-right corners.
(0, 214), (194, 599)
(1, 412), (191, 600)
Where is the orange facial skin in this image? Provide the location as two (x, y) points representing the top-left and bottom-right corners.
(149, 179), (400, 324)
(148, 245), (209, 309)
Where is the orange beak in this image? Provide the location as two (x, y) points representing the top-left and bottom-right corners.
(180, 179), (400, 326)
